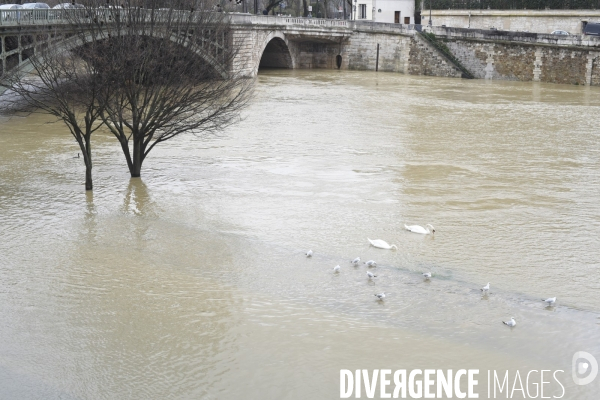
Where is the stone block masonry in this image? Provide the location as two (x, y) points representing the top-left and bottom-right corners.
(341, 27), (462, 79)
(4, 14), (600, 87)
(428, 26), (600, 86)
(423, 9), (600, 35)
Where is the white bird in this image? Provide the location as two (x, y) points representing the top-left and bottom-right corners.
(542, 297), (556, 306)
(364, 260), (377, 267)
(306, 250), (313, 257)
(333, 265), (341, 273)
(374, 292), (386, 300)
(503, 317), (517, 327)
(423, 272), (432, 279)
(351, 257), (360, 265)
(368, 238), (398, 250)
(404, 224), (435, 235)
(367, 271), (377, 279)
(481, 282), (490, 292)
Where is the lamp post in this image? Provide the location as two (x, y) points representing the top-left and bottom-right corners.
(428, 0), (432, 26)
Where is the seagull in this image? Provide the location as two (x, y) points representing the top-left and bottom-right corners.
(351, 257), (360, 265)
(542, 297), (556, 306)
(481, 282), (490, 292)
(374, 292), (386, 300)
(368, 238), (398, 250)
(306, 250), (313, 257)
(503, 317), (517, 327)
(364, 260), (377, 267)
(333, 265), (340, 273)
(404, 224), (435, 235)
(423, 272), (432, 279)
(367, 271), (377, 279)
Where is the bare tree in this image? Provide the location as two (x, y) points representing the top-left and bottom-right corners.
(0, 34), (108, 190)
(263, 0), (284, 14)
(80, 0), (253, 178)
(3, 0), (252, 186)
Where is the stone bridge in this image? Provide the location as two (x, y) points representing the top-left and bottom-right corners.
(0, 10), (420, 78)
(2, 9), (600, 86)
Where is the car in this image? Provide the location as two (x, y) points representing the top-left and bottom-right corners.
(583, 22), (600, 36)
(51, 3), (85, 19)
(550, 30), (570, 35)
(0, 4), (23, 21)
(22, 2), (50, 9)
(21, 2), (50, 19)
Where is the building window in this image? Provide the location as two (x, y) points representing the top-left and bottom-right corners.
(359, 4), (366, 19)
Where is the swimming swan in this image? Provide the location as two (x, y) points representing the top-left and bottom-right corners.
(367, 238), (398, 250)
(404, 224), (435, 235)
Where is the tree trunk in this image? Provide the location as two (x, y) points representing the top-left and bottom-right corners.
(131, 139), (143, 178)
(84, 134), (93, 191)
(85, 164), (93, 191)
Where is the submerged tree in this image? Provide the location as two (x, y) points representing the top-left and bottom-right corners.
(83, 0), (253, 178)
(2, 0), (252, 188)
(0, 38), (108, 190)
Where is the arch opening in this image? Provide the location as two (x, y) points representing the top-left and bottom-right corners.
(258, 38), (292, 71)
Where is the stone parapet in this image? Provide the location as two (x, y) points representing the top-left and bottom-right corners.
(423, 9), (600, 34)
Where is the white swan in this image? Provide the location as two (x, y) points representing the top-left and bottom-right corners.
(368, 238), (398, 250)
(404, 224), (435, 235)
(503, 317), (516, 327)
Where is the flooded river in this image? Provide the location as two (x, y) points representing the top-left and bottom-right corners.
(1, 70), (599, 399)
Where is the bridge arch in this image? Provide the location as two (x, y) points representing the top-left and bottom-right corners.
(3, 28), (230, 80)
(256, 32), (294, 74)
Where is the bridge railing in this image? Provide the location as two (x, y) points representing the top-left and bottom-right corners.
(353, 20), (422, 34)
(1, 8), (423, 33)
(0, 8), (353, 28)
(428, 25), (600, 47)
(0, 8), (194, 26)
(1, 9), (51, 25)
(228, 13), (350, 28)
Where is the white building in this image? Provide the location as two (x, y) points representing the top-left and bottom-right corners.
(352, 0), (415, 24)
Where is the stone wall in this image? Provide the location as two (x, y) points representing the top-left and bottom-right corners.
(341, 27), (463, 78)
(229, 19), (600, 86)
(445, 41), (537, 80)
(407, 34), (463, 78)
(430, 27), (600, 85)
(343, 30), (411, 72)
(424, 9), (600, 34)
(297, 42), (340, 69)
(588, 52), (600, 85)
